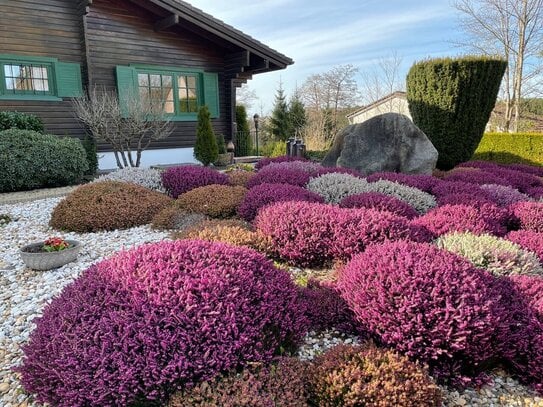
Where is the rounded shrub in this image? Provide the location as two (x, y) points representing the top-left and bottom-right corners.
(265, 160), (323, 174)
(339, 192), (419, 219)
(168, 357), (310, 407)
(338, 241), (504, 381)
(510, 275), (543, 322)
(247, 165), (312, 189)
(194, 105), (218, 166)
(363, 180), (437, 214)
(0, 111), (44, 132)
(507, 230), (543, 263)
(227, 169), (255, 187)
(255, 155), (309, 170)
(480, 184), (531, 207)
(176, 184), (247, 218)
(443, 169), (514, 188)
(365, 172), (439, 193)
(436, 232), (543, 276)
(310, 344), (442, 407)
(412, 204), (508, 237)
(509, 201), (543, 232)
(50, 181), (172, 232)
(0, 129), (88, 192)
(527, 186), (543, 199)
(161, 165), (228, 198)
(238, 183), (324, 222)
(19, 240), (307, 406)
(313, 166), (363, 178)
(505, 163), (543, 177)
(431, 180), (486, 199)
(306, 173), (368, 204)
(151, 206), (208, 231)
(95, 167), (165, 192)
(436, 193), (496, 208)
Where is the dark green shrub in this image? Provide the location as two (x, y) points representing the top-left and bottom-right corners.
(216, 133), (226, 154)
(0, 111), (44, 132)
(82, 134), (99, 176)
(0, 129), (88, 192)
(305, 150), (327, 162)
(235, 105), (252, 156)
(194, 105), (218, 166)
(473, 132), (543, 166)
(407, 56), (507, 170)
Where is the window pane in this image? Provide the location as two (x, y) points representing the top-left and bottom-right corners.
(187, 76), (196, 89)
(138, 74), (149, 87)
(150, 74), (161, 87)
(3, 63), (50, 93)
(178, 76), (187, 89)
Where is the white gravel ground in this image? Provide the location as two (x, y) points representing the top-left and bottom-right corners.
(1, 197), (543, 406)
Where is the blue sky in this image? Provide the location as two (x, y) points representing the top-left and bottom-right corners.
(189, 0), (467, 115)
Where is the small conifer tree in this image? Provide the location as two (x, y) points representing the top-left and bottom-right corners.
(194, 105), (218, 166)
(235, 105), (252, 156)
(270, 83), (290, 141)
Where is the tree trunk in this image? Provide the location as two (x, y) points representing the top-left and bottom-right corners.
(512, 0), (528, 133)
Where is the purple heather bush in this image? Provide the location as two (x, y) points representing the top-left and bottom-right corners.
(338, 241), (505, 383)
(456, 160), (502, 170)
(365, 172), (439, 193)
(510, 201), (543, 232)
(505, 163), (543, 178)
(527, 186), (543, 199)
(436, 193), (496, 208)
(299, 279), (361, 335)
(480, 184), (532, 207)
(444, 169), (515, 188)
(237, 182), (324, 222)
(339, 192), (419, 219)
(254, 155), (309, 170)
(507, 230), (543, 262)
(264, 160), (323, 174)
(161, 165), (229, 198)
(510, 275), (543, 322)
(247, 165), (312, 189)
(412, 204), (508, 237)
(431, 180), (486, 199)
(18, 240), (307, 407)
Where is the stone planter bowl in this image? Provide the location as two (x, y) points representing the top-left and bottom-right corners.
(20, 240), (81, 270)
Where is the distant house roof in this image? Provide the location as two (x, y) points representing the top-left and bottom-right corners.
(141, 0), (293, 71)
(347, 91), (407, 119)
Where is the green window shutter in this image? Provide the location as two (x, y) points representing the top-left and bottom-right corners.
(55, 62), (83, 97)
(203, 72), (219, 118)
(115, 66), (138, 117)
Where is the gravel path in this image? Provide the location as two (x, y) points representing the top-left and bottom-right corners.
(1, 197), (543, 406)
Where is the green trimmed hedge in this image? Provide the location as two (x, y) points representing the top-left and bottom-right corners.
(0, 129), (89, 192)
(473, 132), (543, 166)
(0, 111), (44, 133)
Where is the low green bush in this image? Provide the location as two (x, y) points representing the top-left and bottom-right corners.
(305, 150), (327, 162)
(260, 140), (285, 157)
(0, 129), (88, 192)
(0, 111), (44, 132)
(473, 132), (543, 166)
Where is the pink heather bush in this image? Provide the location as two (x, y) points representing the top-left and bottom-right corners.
(237, 182), (324, 222)
(161, 165), (228, 198)
(255, 201), (339, 267)
(412, 204), (508, 237)
(507, 230), (543, 262)
(339, 192), (419, 219)
(264, 160), (323, 174)
(254, 155), (309, 170)
(480, 184), (531, 207)
(510, 201), (543, 232)
(247, 165), (312, 189)
(338, 241), (504, 382)
(299, 279), (362, 335)
(365, 172), (439, 193)
(18, 240), (307, 407)
(509, 275), (543, 322)
(255, 201), (431, 266)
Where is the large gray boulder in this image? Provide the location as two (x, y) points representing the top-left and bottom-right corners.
(322, 113), (438, 175)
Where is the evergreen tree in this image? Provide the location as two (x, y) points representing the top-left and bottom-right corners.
(270, 83), (290, 141)
(82, 134), (98, 176)
(235, 105), (252, 156)
(288, 93), (307, 138)
(194, 105), (218, 166)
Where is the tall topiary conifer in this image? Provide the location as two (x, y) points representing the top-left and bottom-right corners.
(194, 105), (218, 166)
(235, 105), (252, 156)
(406, 56), (507, 170)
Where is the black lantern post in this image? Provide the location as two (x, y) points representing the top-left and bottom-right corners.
(253, 113), (260, 156)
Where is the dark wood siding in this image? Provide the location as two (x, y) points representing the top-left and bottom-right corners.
(0, 0), (86, 137)
(86, 0), (232, 152)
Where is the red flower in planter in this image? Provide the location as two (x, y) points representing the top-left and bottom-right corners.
(43, 237), (69, 252)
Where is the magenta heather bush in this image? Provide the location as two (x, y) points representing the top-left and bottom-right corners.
(437, 193), (496, 207)
(18, 240), (307, 407)
(299, 279), (362, 335)
(491, 168), (543, 193)
(265, 160), (323, 174)
(161, 165), (228, 198)
(339, 192), (419, 219)
(238, 182), (324, 221)
(507, 230), (543, 262)
(412, 204), (508, 237)
(255, 201), (339, 267)
(480, 184), (531, 207)
(506, 163), (543, 178)
(510, 275), (543, 322)
(365, 172), (439, 193)
(431, 180), (486, 199)
(254, 155), (309, 170)
(527, 186), (543, 199)
(247, 165), (312, 189)
(338, 241), (504, 382)
(444, 169), (514, 188)
(313, 166), (363, 177)
(510, 201), (543, 232)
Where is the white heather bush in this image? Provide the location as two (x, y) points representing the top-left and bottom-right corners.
(365, 180), (436, 214)
(95, 167), (165, 193)
(307, 173), (368, 204)
(436, 232), (543, 276)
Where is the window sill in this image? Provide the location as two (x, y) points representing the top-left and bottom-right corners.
(0, 94), (62, 102)
(169, 114), (198, 122)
